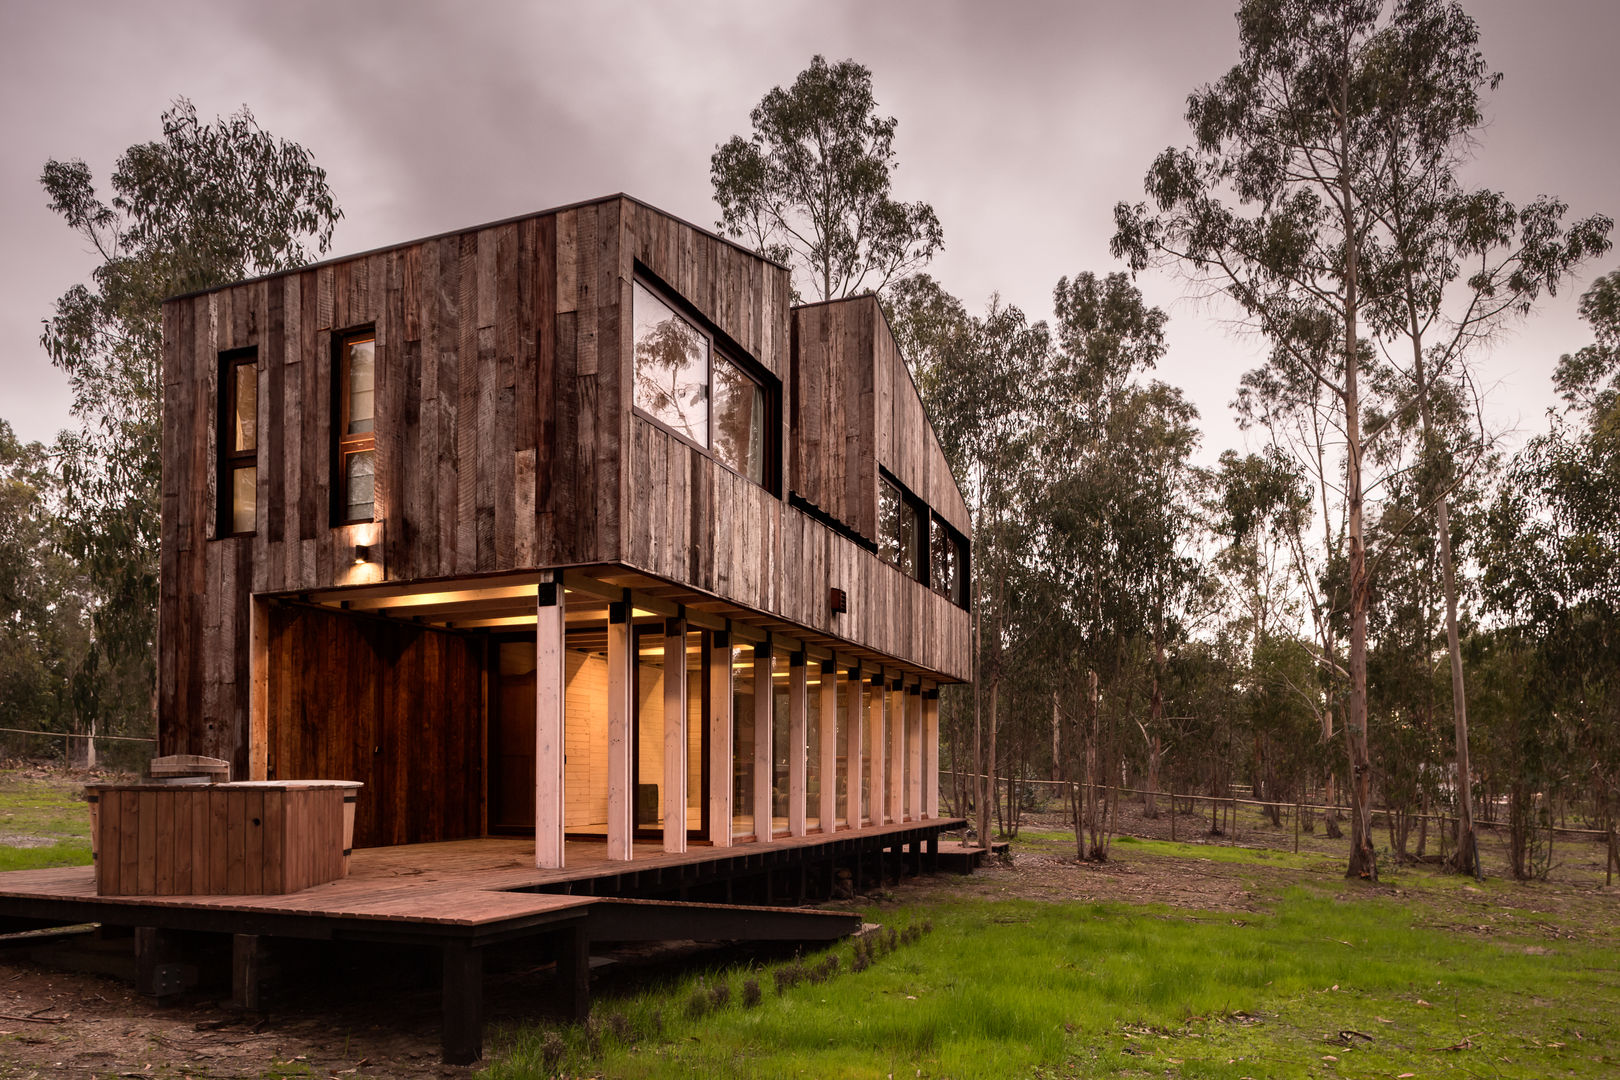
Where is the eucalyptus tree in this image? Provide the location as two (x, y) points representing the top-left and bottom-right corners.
(1034, 272), (1201, 860)
(1481, 269), (1620, 879)
(1112, 0), (1545, 879)
(712, 55), (942, 303)
(1351, 0), (1612, 875)
(40, 99), (341, 731)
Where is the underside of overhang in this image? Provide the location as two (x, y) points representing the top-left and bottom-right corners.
(288, 564), (959, 687)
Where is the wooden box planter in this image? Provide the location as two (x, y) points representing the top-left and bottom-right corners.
(87, 781), (361, 897)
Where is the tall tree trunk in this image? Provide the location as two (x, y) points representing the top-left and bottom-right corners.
(1144, 735), (1161, 820)
(1051, 693), (1061, 783)
(981, 673), (998, 848)
(1340, 81), (1377, 882)
(1401, 274), (1479, 878)
(972, 592), (984, 848)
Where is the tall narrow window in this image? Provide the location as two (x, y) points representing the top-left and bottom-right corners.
(218, 349), (257, 536)
(930, 513), (966, 605)
(878, 475), (922, 580)
(632, 281), (708, 446)
(336, 330), (377, 523)
(713, 353), (767, 484)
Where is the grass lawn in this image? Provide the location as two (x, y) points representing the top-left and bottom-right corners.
(0, 769), (93, 871)
(490, 841), (1620, 1079)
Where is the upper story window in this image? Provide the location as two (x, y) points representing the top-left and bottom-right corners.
(930, 513), (968, 608)
(632, 277), (775, 491)
(335, 329), (377, 523)
(878, 475), (922, 581)
(217, 348), (257, 536)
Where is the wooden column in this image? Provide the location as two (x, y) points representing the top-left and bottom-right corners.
(788, 652), (808, 837)
(247, 596), (268, 780)
(663, 616), (688, 854)
(907, 685), (923, 822)
(708, 630), (733, 848)
(535, 579), (566, 869)
(818, 660), (838, 830)
(753, 643), (773, 840)
(923, 687), (940, 819)
(605, 596), (633, 862)
(887, 678), (905, 825)
(845, 666), (863, 828)
(868, 674), (886, 825)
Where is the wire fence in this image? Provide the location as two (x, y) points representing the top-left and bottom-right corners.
(0, 726), (156, 772)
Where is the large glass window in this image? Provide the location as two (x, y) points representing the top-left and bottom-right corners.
(632, 278), (774, 490)
(336, 330), (377, 523)
(878, 476), (921, 579)
(713, 355), (767, 484)
(218, 349), (257, 536)
(834, 671), (849, 827)
(805, 662), (821, 832)
(772, 649), (790, 835)
(632, 281), (709, 446)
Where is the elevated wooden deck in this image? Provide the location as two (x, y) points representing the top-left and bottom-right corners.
(0, 817), (964, 1063)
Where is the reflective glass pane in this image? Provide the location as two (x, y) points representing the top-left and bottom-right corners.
(834, 674), (848, 827)
(731, 644), (754, 838)
(713, 355), (765, 484)
(897, 501), (918, 578)
(687, 631), (704, 833)
(805, 665), (821, 832)
(860, 683), (874, 824)
(234, 363), (257, 452)
(636, 629), (665, 832)
(231, 466), (256, 534)
(930, 517), (959, 601)
(347, 337), (375, 435)
(345, 450), (375, 521)
(772, 651), (790, 833)
(633, 282), (708, 446)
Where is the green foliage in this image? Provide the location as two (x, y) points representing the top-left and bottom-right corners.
(1556, 269), (1620, 428)
(0, 421), (92, 740)
(712, 56), (942, 302)
(38, 98), (341, 736)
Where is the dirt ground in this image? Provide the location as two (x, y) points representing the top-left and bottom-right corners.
(1, 775), (1614, 1079)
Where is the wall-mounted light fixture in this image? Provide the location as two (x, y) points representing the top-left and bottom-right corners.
(829, 586), (847, 614)
(353, 543), (372, 565)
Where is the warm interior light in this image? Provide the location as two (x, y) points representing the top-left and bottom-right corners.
(353, 543), (371, 565)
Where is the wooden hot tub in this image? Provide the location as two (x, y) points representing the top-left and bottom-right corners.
(86, 781), (361, 897)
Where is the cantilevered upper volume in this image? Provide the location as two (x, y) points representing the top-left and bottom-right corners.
(157, 193), (970, 861)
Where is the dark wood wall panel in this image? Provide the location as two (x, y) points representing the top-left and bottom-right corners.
(266, 604), (483, 849)
(871, 303), (972, 535)
(160, 199), (628, 770)
(789, 299), (875, 541)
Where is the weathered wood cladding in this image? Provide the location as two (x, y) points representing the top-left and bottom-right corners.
(159, 197), (629, 770)
(158, 194), (974, 778)
(789, 296), (969, 541)
(265, 605), (483, 849)
(624, 417), (972, 682)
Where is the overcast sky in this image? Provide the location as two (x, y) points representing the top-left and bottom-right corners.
(2, 0), (1614, 465)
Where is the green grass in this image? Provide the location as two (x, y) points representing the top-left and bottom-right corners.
(0, 770), (94, 870)
(488, 886), (1620, 1079)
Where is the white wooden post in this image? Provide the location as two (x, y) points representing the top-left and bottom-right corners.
(708, 630), (733, 847)
(605, 596), (633, 861)
(887, 677), (905, 825)
(869, 674), (886, 826)
(788, 652), (807, 837)
(753, 643), (773, 839)
(907, 685), (923, 822)
(663, 616), (687, 854)
(923, 686), (940, 819)
(845, 666), (863, 828)
(819, 660), (838, 830)
(535, 578), (567, 869)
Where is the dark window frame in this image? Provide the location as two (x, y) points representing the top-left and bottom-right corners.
(332, 326), (378, 525)
(877, 467), (926, 584)
(629, 268), (782, 498)
(929, 511), (971, 610)
(216, 346), (258, 538)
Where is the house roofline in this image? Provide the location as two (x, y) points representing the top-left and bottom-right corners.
(162, 192), (791, 305)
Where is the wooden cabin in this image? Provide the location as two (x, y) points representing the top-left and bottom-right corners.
(156, 193), (972, 870)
